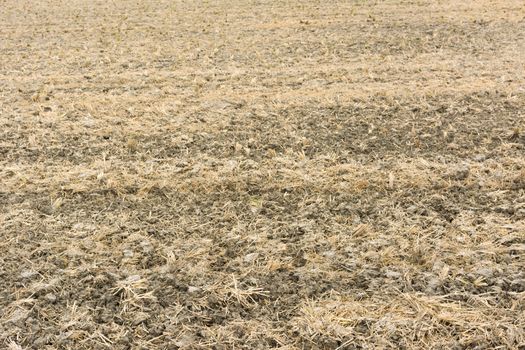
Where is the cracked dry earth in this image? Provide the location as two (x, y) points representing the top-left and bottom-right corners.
(1, 0), (525, 349)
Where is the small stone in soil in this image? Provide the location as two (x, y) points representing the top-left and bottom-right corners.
(44, 293), (57, 303)
(132, 312), (150, 326)
(187, 286), (201, 293)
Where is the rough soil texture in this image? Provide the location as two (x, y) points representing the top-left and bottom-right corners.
(1, 0), (525, 349)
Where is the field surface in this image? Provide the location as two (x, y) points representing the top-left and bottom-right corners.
(1, 0), (525, 349)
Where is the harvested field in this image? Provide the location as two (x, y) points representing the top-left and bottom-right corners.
(1, 0), (525, 348)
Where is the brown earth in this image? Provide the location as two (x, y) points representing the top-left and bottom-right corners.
(1, 0), (525, 349)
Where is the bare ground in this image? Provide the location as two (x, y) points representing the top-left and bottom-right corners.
(1, 0), (525, 349)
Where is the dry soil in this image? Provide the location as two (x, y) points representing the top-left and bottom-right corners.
(1, 0), (525, 349)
